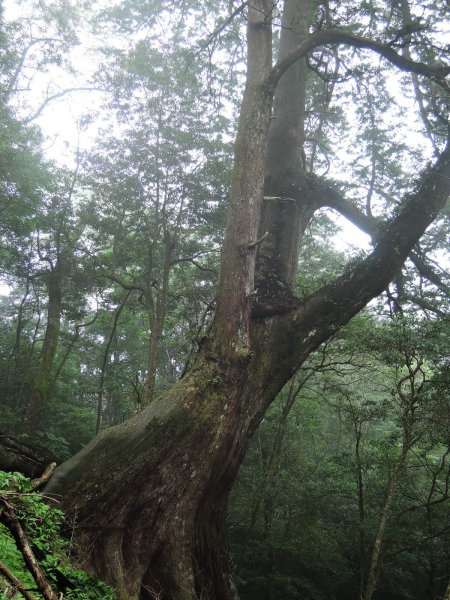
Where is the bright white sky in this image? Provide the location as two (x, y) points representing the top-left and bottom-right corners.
(4, 0), (109, 164)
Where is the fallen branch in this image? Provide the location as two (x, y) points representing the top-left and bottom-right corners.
(31, 462), (57, 491)
(0, 497), (58, 600)
(0, 559), (36, 600)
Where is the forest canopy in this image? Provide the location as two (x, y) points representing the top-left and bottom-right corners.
(0, 0), (449, 599)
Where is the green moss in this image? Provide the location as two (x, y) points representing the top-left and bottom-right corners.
(145, 408), (191, 444)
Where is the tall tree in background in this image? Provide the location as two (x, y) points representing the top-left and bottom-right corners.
(38, 0), (450, 597)
(19, 178), (83, 434)
(228, 311), (450, 600)
(0, 0), (85, 434)
(83, 42), (228, 406)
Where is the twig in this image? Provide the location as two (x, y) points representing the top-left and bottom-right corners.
(248, 231), (268, 249)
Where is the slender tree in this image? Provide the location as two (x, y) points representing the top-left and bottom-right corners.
(19, 172), (84, 435)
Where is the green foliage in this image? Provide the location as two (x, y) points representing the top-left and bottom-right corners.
(0, 471), (116, 599)
(229, 312), (450, 599)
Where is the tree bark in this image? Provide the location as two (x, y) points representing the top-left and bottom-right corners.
(257, 0), (313, 294)
(44, 135), (450, 596)
(213, 0), (273, 358)
(142, 232), (174, 406)
(43, 2), (450, 598)
(20, 266), (62, 435)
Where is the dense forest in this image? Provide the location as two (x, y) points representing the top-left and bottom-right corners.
(0, 0), (449, 598)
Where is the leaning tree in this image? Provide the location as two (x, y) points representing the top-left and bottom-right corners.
(45, 0), (450, 598)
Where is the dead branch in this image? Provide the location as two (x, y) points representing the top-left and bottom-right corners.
(31, 462), (57, 491)
(0, 559), (36, 600)
(0, 497), (58, 600)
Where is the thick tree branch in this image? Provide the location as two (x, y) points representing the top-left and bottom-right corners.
(306, 177), (378, 235)
(291, 139), (450, 346)
(308, 178), (450, 301)
(266, 29), (450, 92)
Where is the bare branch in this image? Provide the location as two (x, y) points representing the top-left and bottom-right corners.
(105, 272), (146, 295)
(248, 231), (269, 249)
(308, 178), (450, 302)
(0, 497), (58, 600)
(199, 2), (248, 50)
(31, 462), (57, 491)
(0, 559), (36, 600)
(172, 257), (218, 277)
(25, 87), (103, 122)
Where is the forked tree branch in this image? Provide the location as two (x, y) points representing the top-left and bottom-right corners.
(306, 177), (450, 302)
(290, 138), (450, 345)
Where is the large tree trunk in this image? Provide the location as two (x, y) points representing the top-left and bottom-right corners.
(44, 1), (450, 598)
